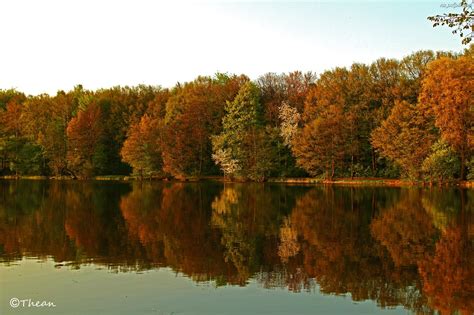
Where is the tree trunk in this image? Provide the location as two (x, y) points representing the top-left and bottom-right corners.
(252, 128), (258, 178)
(199, 140), (203, 177)
(331, 159), (335, 180)
(460, 151), (466, 180)
(64, 167), (77, 180)
(371, 148), (376, 175)
(351, 154), (354, 179)
(460, 188), (467, 241)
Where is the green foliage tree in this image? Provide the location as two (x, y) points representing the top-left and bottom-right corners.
(466, 157), (474, 180)
(240, 126), (278, 181)
(212, 81), (276, 181)
(12, 140), (44, 175)
(257, 72), (315, 177)
(422, 140), (461, 183)
(0, 100), (44, 175)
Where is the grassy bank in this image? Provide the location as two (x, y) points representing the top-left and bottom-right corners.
(269, 177), (408, 186)
(1, 175), (473, 188)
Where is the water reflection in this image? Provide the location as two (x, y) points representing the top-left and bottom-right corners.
(0, 180), (472, 314)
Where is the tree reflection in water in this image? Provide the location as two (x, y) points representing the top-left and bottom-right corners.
(0, 180), (472, 313)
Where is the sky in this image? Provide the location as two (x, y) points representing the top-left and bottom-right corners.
(0, 0), (466, 95)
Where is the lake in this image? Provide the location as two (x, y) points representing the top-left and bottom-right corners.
(0, 180), (472, 314)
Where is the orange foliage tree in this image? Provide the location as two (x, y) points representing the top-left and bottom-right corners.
(371, 101), (436, 179)
(161, 75), (247, 178)
(66, 104), (103, 177)
(293, 105), (348, 179)
(419, 56), (474, 179)
(121, 114), (164, 177)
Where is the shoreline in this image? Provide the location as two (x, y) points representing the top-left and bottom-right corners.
(1, 175), (473, 188)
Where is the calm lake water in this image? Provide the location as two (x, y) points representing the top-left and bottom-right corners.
(0, 180), (472, 315)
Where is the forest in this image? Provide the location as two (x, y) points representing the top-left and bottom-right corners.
(0, 45), (473, 182)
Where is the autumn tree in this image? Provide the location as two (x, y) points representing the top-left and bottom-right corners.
(278, 102), (300, 148)
(161, 79), (214, 178)
(0, 100), (23, 174)
(371, 101), (436, 179)
(145, 87), (170, 119)
(257, 73), (286, 126)
(293, 105), (348, 179)
(256, 71), (316, 180)
(345, 63), (377, 176)
(66, 103), (103, 178)
(121, 114), (164, 178)
(257, 71), (315, 127)
(285, 71), (316, 113)
(0, 100), (44, 175)
(0, 89), (26, 110)
(19, 91), (79, 175)
(162, 74), (247, 178)
(302, 66), (376, 178)
(419, 56), (474, 179)
(0, 89), (83, 176)
(398, 50), (437, 104)
(91, 85), (164, 174)
(257, 72), (315, 177)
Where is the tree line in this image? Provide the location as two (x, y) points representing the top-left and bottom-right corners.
(0, 46), (472, 182)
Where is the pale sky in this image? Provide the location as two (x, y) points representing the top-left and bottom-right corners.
(0, 0), (464, 95)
